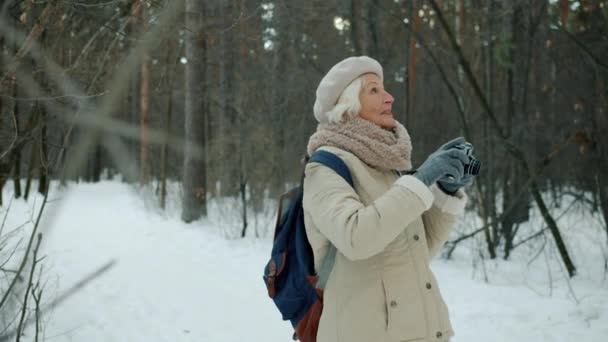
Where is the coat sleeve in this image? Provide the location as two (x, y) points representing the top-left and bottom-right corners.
(422, 184), (468, 259)
(303, 162), (434, 261)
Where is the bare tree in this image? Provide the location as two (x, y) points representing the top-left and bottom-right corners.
(182, 0), (207, 222)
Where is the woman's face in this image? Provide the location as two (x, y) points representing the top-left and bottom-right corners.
(359, 73), (396, 130)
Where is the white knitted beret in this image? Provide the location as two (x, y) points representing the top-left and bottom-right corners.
(313, 56), (383, 123)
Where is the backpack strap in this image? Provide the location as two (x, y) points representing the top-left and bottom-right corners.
(307, 150), (353, 290)
(308, 150), (354, 187)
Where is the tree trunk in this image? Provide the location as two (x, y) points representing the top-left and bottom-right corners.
(182, 0), (207, 222)
(37, 103), (48, 195)
(428, 0), (575, 274)
(482, 0), (498, 259)
(139, 2), (151, 185)
(592, 52), (608, 243)
(240, 171), (248, 238)
(11, 85), (21, 199)
(270, 2), (289, 195)
(129, 0), (142, 177)
(236, 0), (248, 236)
(160, 39), (176, 210)
(406, 0), (420, 125)
(92, 145), (102, 182)
(599, 174), (608, 243)
(0, 2), (61, 85)
(351, 0), (369, 55)
(12, 150), (22, 198)
(0, 34), (3, 205)
(217, 2), (227, 197)
(24, 107), (39, 201)
(402, 0), (415, 126)
(367, 0), (380, 57)
(24, 144), (35, 201)
(531, 182), (577, 277)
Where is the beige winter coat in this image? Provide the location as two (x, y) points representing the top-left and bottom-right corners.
(303, 146), (467, 342)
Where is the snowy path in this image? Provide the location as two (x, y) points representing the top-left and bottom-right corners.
(3, 181), (607, 341)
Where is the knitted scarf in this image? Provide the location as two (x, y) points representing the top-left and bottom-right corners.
(307, 117), (413, 171)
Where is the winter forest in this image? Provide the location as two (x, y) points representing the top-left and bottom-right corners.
(0, 0), (607, 341)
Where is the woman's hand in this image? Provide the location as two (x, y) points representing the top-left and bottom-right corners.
(437, 173), (473, 195)
(435, 138), (476, 194)
(413, 148), (468, 187)
(437, 137), (466, 152)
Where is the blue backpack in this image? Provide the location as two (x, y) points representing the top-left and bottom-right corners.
(263, 150), (353, 342)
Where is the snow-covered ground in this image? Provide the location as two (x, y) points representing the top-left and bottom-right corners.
(1, 180), (607, 342)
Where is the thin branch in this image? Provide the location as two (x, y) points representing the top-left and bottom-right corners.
(31, 283), (42, 342)
(0, 109), (19, 161)
(15, 233), (42, 342)
(0, 237), (25, 271)
(0, 268), (18, 274)
(428, 0), (577, 276)
(428, 0), (506, 139)
(0, 92), (107, 101)
(63, 0), (125, 10)
(552, 21), (608, 72)
(0, 260), (116, 342)
(0, 186), (49, 311)
(514, 227), (549, 250)
(0, 196), (14, 237)
(512, 190), (582, 250)
(526, 233), (547, 267)
(445, 133), (575, 256)
(0, 2), (62, 84)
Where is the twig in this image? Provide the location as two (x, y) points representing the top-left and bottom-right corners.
(0, 2), (62, 85)
(0, 260), (116, 342)
(0, 268), (18, 274)
(0, 307), (20, 339)
(68, 10), (121, 71)
(428, 0), (506, 139)
(0, 185), (49, 311)
(0, 109), (19, 161)
(544, 240), (553, 297)
(551, 21), (608, 72)
(0, 92), (107, 102)
(374, 1), (471, 137)
(479, 249), (489, 283)
(514, 227), (548, 250)
(429, 0), (577, 277)
(527, 233), (548, 267)
(32, 265), (43, 342)
(64, 0), (125, 8)
(0, 196), (14, 237)
(0, 237), (25, 271)
(513, 192), (582, 250)
(556, 241), (580, 304)
(15, 233), (42, 342)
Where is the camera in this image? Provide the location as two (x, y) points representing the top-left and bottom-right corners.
(454, 142), (481, 176)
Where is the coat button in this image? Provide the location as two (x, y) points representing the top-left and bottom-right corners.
(413, 234), (420, 241)
(436, 331), (443, 338)
(426, 283), (432, 289)
(390, 300), (398, 308)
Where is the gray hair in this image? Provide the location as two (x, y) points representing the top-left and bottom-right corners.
(324, 75), (364, 124)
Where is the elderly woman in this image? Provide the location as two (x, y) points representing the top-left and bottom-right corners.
(303, 56), (473, 342)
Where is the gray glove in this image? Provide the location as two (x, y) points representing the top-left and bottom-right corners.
(437, 173), (473, 195)
(413, 148), (468, 187)
(437, 139), (476, 194)
(437, 137), (466, 152)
